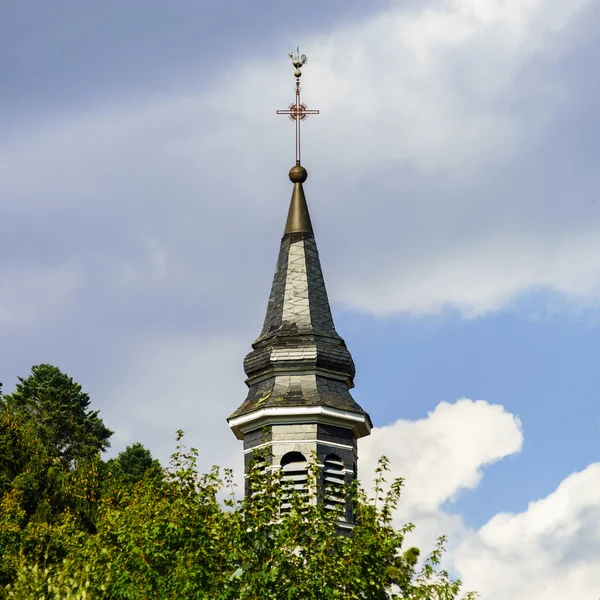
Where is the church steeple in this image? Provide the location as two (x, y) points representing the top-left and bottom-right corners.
(227, 50), (371, 528)
(229, 161), (367, 425)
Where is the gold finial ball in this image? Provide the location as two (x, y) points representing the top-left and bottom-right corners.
(289, 164), (308, 183)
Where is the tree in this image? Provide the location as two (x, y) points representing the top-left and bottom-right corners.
(0, 396), (52, 519)
(2, 365), (112, 467)
(106, 443), (159, 486)
(0, 366), (113, 586)
(2, 432), (478, 599)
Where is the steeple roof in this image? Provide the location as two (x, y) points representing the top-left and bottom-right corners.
(227, 49), (370, 438)
(228, 165), (369, 425)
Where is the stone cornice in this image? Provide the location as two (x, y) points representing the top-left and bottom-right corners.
(228, 405), (372, 440)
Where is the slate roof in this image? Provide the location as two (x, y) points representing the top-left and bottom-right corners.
(228, 170), (369, 421)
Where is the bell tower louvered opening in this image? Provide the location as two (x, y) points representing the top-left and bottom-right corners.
(280, 451), (308, 514)
(323, 454), (346, 513)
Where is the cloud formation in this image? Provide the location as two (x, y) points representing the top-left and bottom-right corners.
(454, 463), (600, 599)
(1, 0), (598, 328)
(361, 398), (600, 600)
(360, 399), (523, 508)
(360, 398), (523, 554)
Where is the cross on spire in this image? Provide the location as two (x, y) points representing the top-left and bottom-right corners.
(277, 47), (319, 165)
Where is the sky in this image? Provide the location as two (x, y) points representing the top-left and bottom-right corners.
(1, 0), (600, 597)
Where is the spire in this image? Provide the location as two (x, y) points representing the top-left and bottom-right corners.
(228, 51), (371, 530)
(256, 169), (341, 343)
(228, 49), (370, 439)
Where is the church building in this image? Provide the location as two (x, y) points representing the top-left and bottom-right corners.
(227, 49), (372, 530)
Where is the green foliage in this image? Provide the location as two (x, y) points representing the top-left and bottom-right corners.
(0, 491), (25, 584)
(2, 561), (93, 600)
(0, 367), (478, 599)
(2, 365), (113, 467)
(0, 366), (113, 587)
(0, 487), (86, 588)
(0, 365), (113, 518)
(1, 429), (478, 599)
(106, 443), (160, 486)
(0, 404), (48, 506)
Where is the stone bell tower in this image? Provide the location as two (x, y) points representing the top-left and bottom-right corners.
(227, 48), (371, 529)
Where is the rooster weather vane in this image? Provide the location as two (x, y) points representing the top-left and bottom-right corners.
(277, 47), (319, 165)
(289, 47), (308, 77)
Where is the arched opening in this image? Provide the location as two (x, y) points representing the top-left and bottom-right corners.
(323, 454), (346, 514)
(280, 451), (308, 514)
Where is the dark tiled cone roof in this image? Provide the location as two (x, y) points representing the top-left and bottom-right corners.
(229, 174), (368, 421)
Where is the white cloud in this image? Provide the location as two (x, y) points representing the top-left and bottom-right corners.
(359, 398), (523, 554)
(454, 463), (600, 600)
(1, 0), (597, 321)
(306, 0), (576, 174)
(360, 399), (523, 508)
(336, 230), (600, 318)
(359, 398), (600, 600)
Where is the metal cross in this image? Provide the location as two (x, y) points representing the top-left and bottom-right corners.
(277, 47), (319, 165)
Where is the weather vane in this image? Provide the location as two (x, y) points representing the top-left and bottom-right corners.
(277, 47), (319, 166)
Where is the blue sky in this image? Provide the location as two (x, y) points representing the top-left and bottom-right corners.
(2, 1), (600, 598)
(347, 309), (600, 522)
